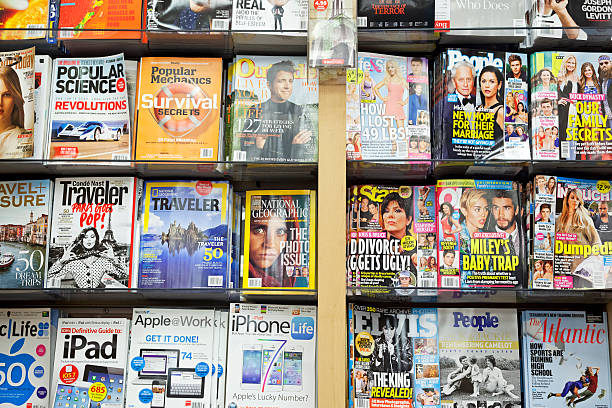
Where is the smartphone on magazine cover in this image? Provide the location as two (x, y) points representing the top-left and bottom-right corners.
(282, 346), (303, 392)
(241, 344), (262, 389)
(151, 380), (166, 408)
(262, 347), (283, 391)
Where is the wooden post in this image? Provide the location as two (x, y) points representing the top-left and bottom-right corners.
(317, 68), (347, 408)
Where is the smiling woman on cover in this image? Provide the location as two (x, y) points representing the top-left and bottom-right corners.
(0, 66), (28, 158)
(47, 226), (127, 288)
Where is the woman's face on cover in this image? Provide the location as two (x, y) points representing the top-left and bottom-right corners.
(419, 140), (428, 151)
(486, 359), (494, 369)
(541, 70), (551, 84)
(83, 230), (96, 250)
(548, 177), (556, 190)
(518, 103), (524, 112)
(428, 257), (436, 268)
(568, 191), (581, 212)
(369, 203), (378, 216)
(506, 93), (514, 105)
(383, 200), (408, 236)
(537, 177), (547, 191)
(566, 57), (576, 72)
(464, 197), (488, 231)
(480, 72), (500, 99)
(516, 127), (524, 135)
(552, 127), (558, 136)
(0, 78), (15, 124)
(545, 262), (553, 273)
(410, 139), (418, 148)
(584, 64), (593, 79)
(387, 63), (396, 76)
(442, 203), (452, 216)
(249, 215), (288, 270)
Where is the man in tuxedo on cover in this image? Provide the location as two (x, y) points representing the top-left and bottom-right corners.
(441, 61), (476, 159)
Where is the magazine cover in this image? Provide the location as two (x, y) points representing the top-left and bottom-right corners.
(215, 310), (228, 408)
(530, 51), (612, 160)
(146, 0), (231, 31)
(434, 49), (530, 160)
(135, 57), (223, 161)
(225, 303), (316, 408)
(34, 55), (52, 160)
(228, 56), (318, 163)
(57, 0), (142, 39)
(0, 308), (52, 408)
(138, 180), (231, 288)
(126, 308), (215, 408)
(439, 308), (521, 408)
(51, 318), (130, 408)
(47, 54), (131, 161)
(347, 184), (437, 288)
(350, 305), (439, 408)
(436, 180), (524, 288)
(46, 177), (139, 289)
(522, 310), (611, 408)
(243, 190), (315, 289)
(0, 180), (51, 289)
(232, 0), (307, 31)
(307, 0), (356, 68)
(528, 0), (612, 44)
(350, 53), (430, 160)
(0, 47), (34, 159)
(532, 175), (612, 289)
(0, 0), (49, 40)
(125, 60), (138, 136)
(357, 0), (433, 29)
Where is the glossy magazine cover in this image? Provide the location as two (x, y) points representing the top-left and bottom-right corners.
(356, 0), (433, 29)
(147, 0), (231, 31)
(0, 0), (49, 40)
(57, 0), (142, 39)
(232, 0), (308, 31)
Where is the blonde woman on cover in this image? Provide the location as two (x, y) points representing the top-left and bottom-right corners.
(374, 60), (409, 155)
(0, 66), (28, 158)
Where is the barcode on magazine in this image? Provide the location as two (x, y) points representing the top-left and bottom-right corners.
(441, 277), (459, 288)
(233, 150), (246, 161)
(59, 28), (73, 39)
(47, 277), (61, 288)
(212, 19), (229, 31)
(420, 279), (436, 288)
(357, 17), (367, 28)
(248, 278), (262, 287)
(208, 275), (223, 287)
(26, 24), (45, 38)
(300, 20), (307, 30)
(200, 148), (213, 159)
(112, 153), (130, 161)
(191, 402), (203, 408)
(561, 141), (569, 159)
(356, 399), (368, 408)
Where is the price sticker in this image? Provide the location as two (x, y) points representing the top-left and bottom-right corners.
(346, 69), (364, 84)
(88, 382), (107, 402)
(597, 180), (610, 194)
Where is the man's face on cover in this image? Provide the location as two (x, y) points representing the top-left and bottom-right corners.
(249, 215), (287, 270)
(506, 125), (514, 135)
(443, 252), (455, 267)
(411, 60), (423, 75)
(492, 197), (517, 232)
(540, 206), (550, 222)
(453, 66), (474, 98)
(510, 60), (522, 77)
(541, 102), (553, 116)
(268, 70), (294, 103)
(599, 202), (608, 217)
(600, 58), (612, 78)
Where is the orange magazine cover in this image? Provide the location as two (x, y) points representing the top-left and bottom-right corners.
(0, 0), (49, 40)
(135, 57), (223, 161)
(58, 0), (142, 40)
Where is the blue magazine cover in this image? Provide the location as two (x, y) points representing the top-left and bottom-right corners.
(138, 180), (230, 288)
(522, 310), (611, 408)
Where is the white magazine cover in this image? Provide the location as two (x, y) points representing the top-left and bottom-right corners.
(216, 311), (228, 408)
(51, 318), (130, 408)
(232, 0), (308, 32)
(208, 310), (219, 408)
(47, 54), (131, 161)
(0, 47), (35, 159)
(34, 55), (52, 160)
(0, 308), (53, 408)
(126, 308), (216, 408)
(225, 303), (316, 408)
(46, 177), (139, 289)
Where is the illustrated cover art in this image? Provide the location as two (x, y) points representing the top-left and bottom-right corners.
(147, 0), (231, 31)
(357, 0), (433, 29)
(347, 184), (437, 288)
(439, 308), (521, 408)
(522, 310), (611, 408)
(229, 56), (318, 163)
(350, 305), (439, 408)
(135, 57), (223, 161)
(530, 51), (612, 160)
(46, 177), (139, 289)
(225, 303), (317, 408)
(0, 180), (51, 288)
(350, 53), (430, 160)
(0, 308), (53, 408)
(51, 318), (130, 408)
(243, 190), (315, 289)
(47, 54), (131, 161)
(436, 180), (524, 288)
(0, 47), (34, 159)
(0, 0), (49, 40)
(434, 49), (530, 160)
(58, 0), (142, 39)
(532, 175), (612, 289)
(126, 308), (215, 408)
(138, 180), (231, 288)
(232, 0), (308, 31)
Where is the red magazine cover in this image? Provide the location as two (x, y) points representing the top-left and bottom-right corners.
(58, 0), (142, 40)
